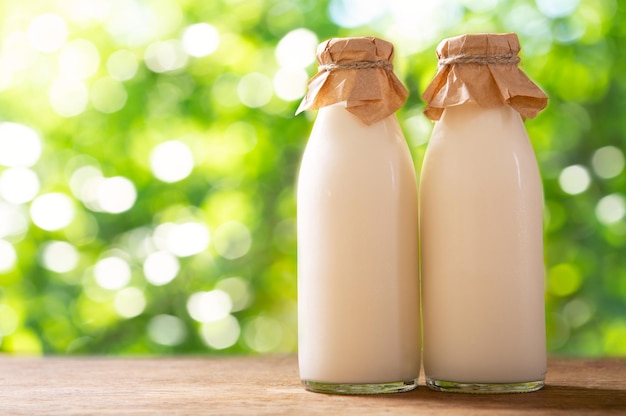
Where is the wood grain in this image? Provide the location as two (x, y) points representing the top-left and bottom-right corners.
(0, 355), (624, 415)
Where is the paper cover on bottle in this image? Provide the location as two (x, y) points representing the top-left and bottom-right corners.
(296, 37), (408, 126)
(422, 33), (548, 121)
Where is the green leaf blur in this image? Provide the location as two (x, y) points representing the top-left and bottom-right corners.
(0, 0), (624, 357)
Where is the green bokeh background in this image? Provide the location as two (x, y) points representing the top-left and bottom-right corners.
(0, 0), (624, 356)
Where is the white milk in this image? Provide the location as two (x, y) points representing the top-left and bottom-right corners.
(297, 103), (420, 390)
(420, 102), (546, 389)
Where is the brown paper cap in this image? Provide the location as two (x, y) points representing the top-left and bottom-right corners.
(296, 37), (408, 125)
(422, 33), (548, 120)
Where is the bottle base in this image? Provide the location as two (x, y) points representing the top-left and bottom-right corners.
(426, 378), (544, 394)
(302, 379), (418, 395)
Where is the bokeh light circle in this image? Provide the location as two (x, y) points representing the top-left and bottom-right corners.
(40, 241), (79, 273)
(161, 222), (210, 258)
(0, 240), (17, 273)
(143, 251), (179, 286)
(275, 28), (318, 69)
(148, 314), (187, 346)
(595, 194), (626, 225)
(592, 146), (625, 179)
(213, 221), (252, 259)
(273, 68), (308, 101)
(107, 49), (139, 81)
(0, 123), (42, 168)
(91, 77), (128, 113)
(237, 73), (272, 108)
(0, 202), (28, 239)
(30, 193), (75, 231)
(558, 165), (591, 195)
(187, 290), (232, 323)
(94, 256), (132, 290)
(144, 40), (188, 73)
(49, 78), (89, 117)
(199, 315), (240, 350)
(243, 316), (283, 353)
(149, 140), (194, 183)
(27, 13), (68, 53)
(0, 167), (40, 204)
(96, 176), (136, 214)
(58, 39), (100, 79)
(215, 277), (252, 312)
(182, 23), (220, 57)
(114, 287), (146, 318)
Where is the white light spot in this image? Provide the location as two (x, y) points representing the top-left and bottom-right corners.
(149, 141), (194, 183)
(328, 0), (388, 28)
(0, 122), (42, 168)
(237, 73), (272, 108)
(160, 222), (210, 258)
(563, 298), (592, 328)
(30, 193), (75, 231)
(243, 316), (283, 353)
(596, 194), (626, 225)
(559, 165), (591, 195)
(387, 1), (463, 55)
(0, 167), (40, 204)
(27, 13), (68, 53)
(49, 78), (89, 117)
(187, 290), (232, 323)
(96, 176), (136, 214)
(40, 241), (79, 273)
(106, 50), (139, 81)
(69, 165), (106, 212)
(148, 314), (187, 346)
(143, 251), (179, 286)
(94, 256), (131, 290)
(504, 6), (553, 56)
(144, 40), (188, 73)
(275, 28), (318, 69)
(91, 77), (127, 113)
(403, 115), (432, 147)
(535, 0), (579, 18)
(0, 240), (17, 273)
(1, 31), (39, 73)
(182, 23), (220, 58)
(66, 0), (111, 23)
(121, 226), (155, 261)
(114, 287), (146, 318)
(592, 146), (625, 179)
(215, 277), (252, 312)
(273, 68), (308, 101)
(58, 39), (100, 79)
(104, 1), (157, 47)
(213, 221), (252, 260)
(199, 315), (240, 350)
(0, 202), (28, 239)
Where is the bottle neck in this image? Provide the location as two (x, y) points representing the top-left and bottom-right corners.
(317, 102), (398, 125)
(440, 102), (522, 123)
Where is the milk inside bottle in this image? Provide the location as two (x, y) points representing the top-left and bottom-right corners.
(296, 37), (420, 395)
(419, 33), (549, 394)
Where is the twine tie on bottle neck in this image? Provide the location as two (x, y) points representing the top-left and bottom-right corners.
(318, 60), (393, 72)
(438, 53), (520, 68)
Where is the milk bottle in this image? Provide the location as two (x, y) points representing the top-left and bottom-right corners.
(296, 37), (420, 394)
(420, 33), (549, 393)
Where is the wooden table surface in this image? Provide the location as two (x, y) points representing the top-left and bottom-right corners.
(1, 355), (625, 415)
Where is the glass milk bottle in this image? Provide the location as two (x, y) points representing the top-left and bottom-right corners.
(295, 37), (420, 395)
(419, 33), (549, 394)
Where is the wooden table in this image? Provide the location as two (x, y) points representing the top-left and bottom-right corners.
(1, 355), (624, 415)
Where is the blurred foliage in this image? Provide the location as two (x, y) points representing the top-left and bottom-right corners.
(0, 0), (624, 357)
